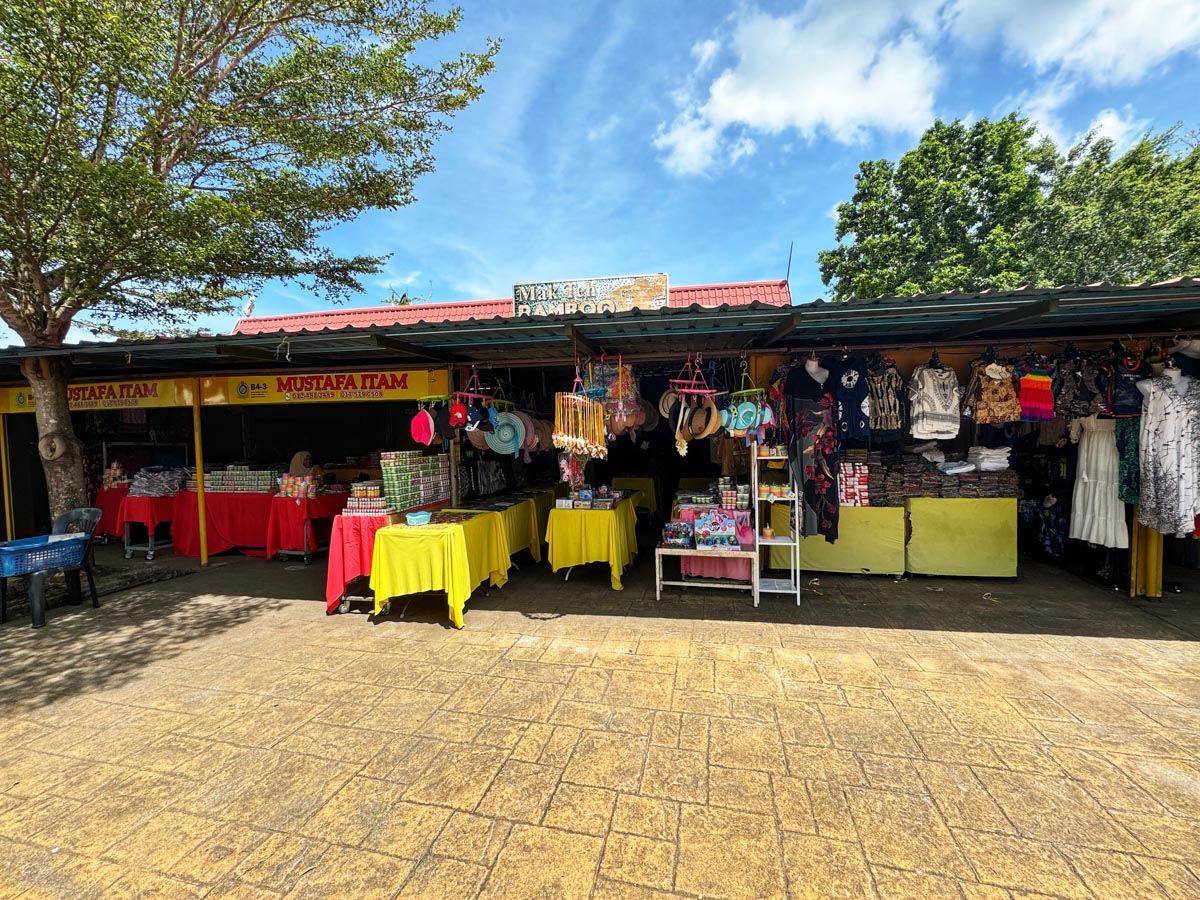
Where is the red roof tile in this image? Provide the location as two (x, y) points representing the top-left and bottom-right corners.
(232, 280), (791, 334)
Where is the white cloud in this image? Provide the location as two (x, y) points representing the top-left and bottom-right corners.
(728, 135), (757, 164)
(691, 38), (720, 69)
(949, 0), (1200, 85)
(655, 1), (944, 175)
(654, 0), (1200, 175)
(586, 114), (621, 142)
(1082, 105), (1151, 154)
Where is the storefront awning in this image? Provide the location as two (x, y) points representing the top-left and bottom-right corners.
(1, 278), (1198, 383)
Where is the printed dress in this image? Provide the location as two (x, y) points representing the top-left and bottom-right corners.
(1138, 375), (1200, 536)
(786, 365), (840, 543)
(908, 365), (961, 440)
(867, 365), (905, 442)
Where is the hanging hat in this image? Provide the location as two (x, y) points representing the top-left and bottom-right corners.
(658, 389), (678, 418)
(516, 412), (538, 449)
(449, 401), (469, 427)
(720, 407), (732, 430)
(687, 398), (720, 440)
(639, 398), (660, 431)
(759, 403), (774, 427)
(487, 406), (500, 427)
(467, 426), (489, 450)
(410, 409), (435, 446)
(433, 405), (453, 439)
(734, 401), (758, 431)
(485, 411), (526, 458)
(698, 397), (723, 438)
(465, 404), (485, 431)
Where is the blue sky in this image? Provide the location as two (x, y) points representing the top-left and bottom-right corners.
(75, 1), (1200, 337)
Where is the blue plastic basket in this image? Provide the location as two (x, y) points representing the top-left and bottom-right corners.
(0, 534), (88, 578)
(405, 511), (432, 526)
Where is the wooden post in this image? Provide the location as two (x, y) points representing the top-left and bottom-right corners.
(192, 380), (208, 565)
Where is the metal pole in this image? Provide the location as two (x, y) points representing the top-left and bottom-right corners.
(192, 380), (209, 565)
(0, 413), (12, 541)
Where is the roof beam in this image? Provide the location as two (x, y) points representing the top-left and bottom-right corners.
(215, 344), (305, 364)
(939, 298), (1058, 341)
(1134, 304), (1200, 333)
(371, 334), (462, 363)
(564, 324), (600, 359)
(754, 310), (802, 348)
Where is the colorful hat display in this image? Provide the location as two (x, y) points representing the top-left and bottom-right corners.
(433, 405), (453, 440)
(449, 401), (469, 427)
(467, 426), (489, 450)
(465, 404), (485, 431)
(485, 411), (526, 458)
(658, 390), (679, 418)
(734, 401), (758, 431)
(410, 408), (435, 446)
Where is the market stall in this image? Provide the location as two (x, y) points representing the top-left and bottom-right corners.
(546, 493), (639, 589)
(370, 509), (510, 627)
(266, 493), (349, 563)
(172, 488), (275, 557)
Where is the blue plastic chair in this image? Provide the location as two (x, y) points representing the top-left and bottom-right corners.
(0, 507), (102, 628)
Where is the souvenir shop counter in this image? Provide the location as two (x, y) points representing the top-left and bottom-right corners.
(613, 477), (659, 516)
(324, 501), (451, 614)
(794, 506), (907, 577)
(674, 506), (754, 581)
(265, 493), (349, 560)
(95, 482), (130, 539)
(906, 497), (1017, 577)
(171, 491), (275, 557)
(546, 493), (639, 590)
(370, 510), (510, 628)
(116, 494), (177, 559)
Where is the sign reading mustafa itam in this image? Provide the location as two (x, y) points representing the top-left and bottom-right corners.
(513, 273), (669, 316)
(202, 369), (448, 405)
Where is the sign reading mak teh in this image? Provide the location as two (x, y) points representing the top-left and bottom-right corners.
(513, 274), (669, 317)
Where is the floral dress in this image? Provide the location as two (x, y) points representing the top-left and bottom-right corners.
(786, 365), (840, 543)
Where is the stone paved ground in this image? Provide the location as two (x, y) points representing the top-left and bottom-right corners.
(1, 551), (1198, 899)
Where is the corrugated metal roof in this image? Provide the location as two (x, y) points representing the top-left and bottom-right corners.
(231, 280), (792, 335)
(1, 280), (1197, 385)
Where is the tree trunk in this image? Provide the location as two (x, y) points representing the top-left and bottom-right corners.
(20, 356), (86, 519)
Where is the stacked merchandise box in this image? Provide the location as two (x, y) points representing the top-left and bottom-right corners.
(187, 466), (277, 493)
(278, 474), (319, 499)
(380, 451), (450, 512)
(838, 463), (870, 507)
(343, 480), (394, 517)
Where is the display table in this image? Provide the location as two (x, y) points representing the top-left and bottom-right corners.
(266, 494), (349, 562)
(799, 506), (906, 576)
(655, 546), (760, 604)
(171, 491), (275, 557)
(94, 483), (130, 539)
(325, 514), (389, 614)
(546, 494), (639, 590)
(472, 500), (541, 563)
(370, 511), (510, 628)
(675, 506), (754, 581)
(614, 477), (659, 517)
(117, 494), (177, 560)
(906, 498), (1017, 577)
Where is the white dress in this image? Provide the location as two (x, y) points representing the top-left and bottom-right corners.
(1138, 375), (1200, 537)
(1069, 415), (1128, 548)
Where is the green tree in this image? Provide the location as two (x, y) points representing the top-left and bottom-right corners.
(1028, 129), (1200, 285)
(819, 115), (1058, 300)
(819, 114), (1200, 301)
(0, 1), (497, 515)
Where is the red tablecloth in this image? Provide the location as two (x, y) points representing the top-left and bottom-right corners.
(677, 508), (755, 581)
(266, 494), (348, 558)
(116, 495), (176, 531)
(171, 491), (275, 557)
(94, 483), (130, 537)
(325, 514), (390, 613)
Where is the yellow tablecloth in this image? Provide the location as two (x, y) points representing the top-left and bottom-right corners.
(614, 477), (658, 516)
(370, 511), (510, 628)
(462, 501), (540, 563)
(906, 498), (1017, 577)
(546, 495), (639, 590)
(799, 506), (906, 575)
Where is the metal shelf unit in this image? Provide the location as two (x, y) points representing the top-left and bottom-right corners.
(751, 442), (801, 605)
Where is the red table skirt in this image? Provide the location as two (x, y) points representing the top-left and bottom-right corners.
(325, 515), (390, 613)
(266, 494), (349, 559)
(94, 483), (130, 537)
(171, 491), (275, 557)
(677, 508), (755, 581)
(116, 495), (175, 531)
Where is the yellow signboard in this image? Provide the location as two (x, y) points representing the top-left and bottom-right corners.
(202, 369), (448, 406)
(2, 378), (195, 414)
